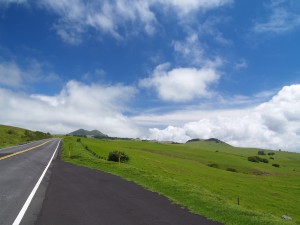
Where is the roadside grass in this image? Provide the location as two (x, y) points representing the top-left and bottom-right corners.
(62, 136), (300, 225)
(0, 124), (52, 148)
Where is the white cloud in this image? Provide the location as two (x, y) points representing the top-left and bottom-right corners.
(0, 0), (26, 5)
(0, 61), (23, 87)
(140, 62), (221, 102)
(0, 60), (60, 88)
(0, 80), (140, 137)
(0, 0), (232, 44)
(146, 84), (300, 152)
(149, 126), (190, 143)
(172, 32), (205, 66)
(254, 0), (300, 34)
(133, 108), (253, 127)
(38, 0), (158, 43)
(157, 0), (233, 16)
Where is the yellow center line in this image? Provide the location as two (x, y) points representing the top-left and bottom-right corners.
(0, 140), (52, 161)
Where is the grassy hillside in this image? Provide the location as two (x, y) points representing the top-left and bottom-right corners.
(62, 136), (300, 225)
(0, 124), (52, 148)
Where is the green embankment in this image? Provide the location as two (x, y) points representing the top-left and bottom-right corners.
(0, 124), (52, 148)
(62, 136), (300, 225)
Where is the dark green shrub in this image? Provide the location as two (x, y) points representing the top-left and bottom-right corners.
(108, 151), (130, 163)
(207, 163), (219, 168)
(248, 156), (260, 162)
(257, 150), (265, 155)
(7, 129), (16, 135)
(270, 157), (274, 160)
(77, 138), (81, 142)
(267, 152), (275, 156)
(248, 156), (268, 163)
(272, 163), (280, 168)
(227, 168), (237, 172)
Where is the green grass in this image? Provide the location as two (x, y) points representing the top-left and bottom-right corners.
(0, 124), (52, 148)
(62, 136), (300, 225)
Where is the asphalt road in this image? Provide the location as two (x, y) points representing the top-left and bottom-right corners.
(1, 139), (223, 225)
(0, 139), (60, 225)
(36, 157), (223, 225)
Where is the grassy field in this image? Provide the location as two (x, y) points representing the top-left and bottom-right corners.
(0, 124), (52, 148)
(62, 136), (300, 225)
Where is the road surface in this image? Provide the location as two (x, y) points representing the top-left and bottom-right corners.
(1, 139), (223, 225)
(36, 157), (223, 225)
(0, 139), (60, 225)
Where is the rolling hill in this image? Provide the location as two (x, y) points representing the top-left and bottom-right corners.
(186, 138), (231, 145)
(0, 124), (52, 148)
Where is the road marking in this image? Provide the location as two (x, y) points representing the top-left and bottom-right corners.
(0, 140), (39, 152)
(12, 139), (61, 225)
(0, 140), (51, 161)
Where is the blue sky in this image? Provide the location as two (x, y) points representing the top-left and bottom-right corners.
(1, 0), (300, 151)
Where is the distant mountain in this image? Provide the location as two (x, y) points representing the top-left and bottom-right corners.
(204, 138), (230, 145)
(68, 129), (108, 138)
(186, 138), (201, 143)
(186, 138), (230, 145)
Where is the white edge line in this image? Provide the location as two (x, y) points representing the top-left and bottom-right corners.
(12, 139), (61, 225)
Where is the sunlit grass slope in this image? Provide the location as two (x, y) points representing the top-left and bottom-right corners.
(62, 136), (300, 225)
(0, 124), (52, 148)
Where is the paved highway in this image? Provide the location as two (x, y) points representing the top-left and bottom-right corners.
(1, 138), (222, 225)
(37, 157), (223, 225)
(0, 139), (60, 225)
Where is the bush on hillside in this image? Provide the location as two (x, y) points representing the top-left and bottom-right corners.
(248, 156), (269, 163)
(108, 151), (130, 163)
(226, 168), (237, 172)
(272, 163), (280, 168)
(248, 156), (261, 162)
(207, 163), (219, 168)
(7, 129), (17, 135)
(267, 152), (275, 156)
(257, 150), (265, 155)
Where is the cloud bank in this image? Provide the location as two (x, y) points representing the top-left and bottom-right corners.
(0, 80), (140, 137)
(147, 84), (300, 152)
(0, 62), (299, 152)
